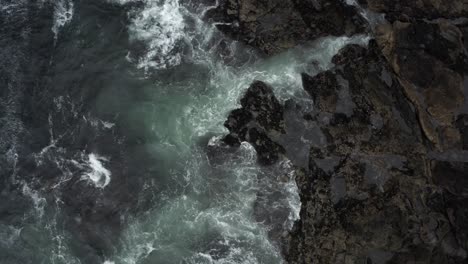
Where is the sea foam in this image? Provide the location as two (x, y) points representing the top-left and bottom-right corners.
(127, 0), (186, 70)
(52, 0), (74, 40)
(82, 153), (112, 188)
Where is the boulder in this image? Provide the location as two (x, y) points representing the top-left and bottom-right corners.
(224, 81), (286, 165)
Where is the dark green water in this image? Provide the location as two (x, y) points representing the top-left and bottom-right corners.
(0, 0), (368, 263)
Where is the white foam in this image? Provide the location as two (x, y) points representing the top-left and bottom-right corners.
(207, 135), (223, 146)
(127, 0), (186, 71)
(109, 1), (372, 262)
(83, 115), (115, 130)
(82, 153), (112, 188)
(51, 0), (74, 40)
(285, 170), (301, 229)
(101, 120), (115, 129)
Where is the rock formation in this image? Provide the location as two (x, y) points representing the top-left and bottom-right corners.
(220, 0), (468, 263)
(224, 81), (286, 165)
(375, 19), (466, 150)
(288, 42), (467, 264)
(205, 0), (368, 54)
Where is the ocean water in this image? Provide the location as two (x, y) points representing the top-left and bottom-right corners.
(0, 0), (368, 263)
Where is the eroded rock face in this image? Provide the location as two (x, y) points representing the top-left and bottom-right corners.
(222, 41), (468, 263)
(205, 0), (367, 55)
(223, 42), (468, 264)
(287, 42), (451, 264)
(217, 1), (468, 263)
(376, 20), (466, 150)
(224, 81), (286, 165)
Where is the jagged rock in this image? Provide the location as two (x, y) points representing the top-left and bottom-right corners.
(205, 0), (312, 55)
(224, 81), (285, 165)
(205, 0), (367, 55)
(302, 71), (340, 113)
(376, 20), (466, 150)
(287, 42), (468, 264)
(211, 1), (468, 263)
(211, 2), (468, 262)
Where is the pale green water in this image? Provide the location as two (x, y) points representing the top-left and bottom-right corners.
(0, 0), (368, 263)
(104, 1), (368, 262)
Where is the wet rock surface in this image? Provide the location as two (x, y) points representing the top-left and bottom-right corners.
(287, 42), (468, 264)
(375, 19), (466, 150)
(224, 81), (286, 165)
(222, 1), (468, 262)
(2, 0), (468, 263)
(205, 0), (368, 55)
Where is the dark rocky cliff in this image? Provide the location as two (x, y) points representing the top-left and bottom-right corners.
(212, 0), (468, 263)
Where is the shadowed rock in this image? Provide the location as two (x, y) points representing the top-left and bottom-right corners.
(360, 0), (468, 20)
(287, 41), (468, 264)
(376, 20), (466, 150)
(224, 81), (286, 165)
(205, 0), (367, 55)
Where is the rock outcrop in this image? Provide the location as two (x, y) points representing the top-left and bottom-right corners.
(287, 42), (468, 264)
(375, 19), (466, 150)
(222, 1), (468, 260)
(205, 0), (368, 55)
(224, 81), (286, 165)
(223, 41), (467, 263)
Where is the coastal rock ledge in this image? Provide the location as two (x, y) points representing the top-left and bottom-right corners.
(219, 0), (468, 263)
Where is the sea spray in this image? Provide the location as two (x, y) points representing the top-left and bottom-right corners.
(105, 0), (370, 263)
(0, 0), (371, 263)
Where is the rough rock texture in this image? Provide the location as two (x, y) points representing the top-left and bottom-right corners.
(375, 20), (466, 150)
(224, 35), (468, 264)
(223, 81), (286, 165)
(217, 1), (468, 263)
(221, 42), (468, 264)
(287, 42), (468, 264)
(206, 0), (368, 54)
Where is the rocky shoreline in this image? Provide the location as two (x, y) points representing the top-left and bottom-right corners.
(1, 0), (466, 263)
(212, 0), (468, 263)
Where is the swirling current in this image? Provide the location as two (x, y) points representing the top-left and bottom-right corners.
(0, 0), (368, 263)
